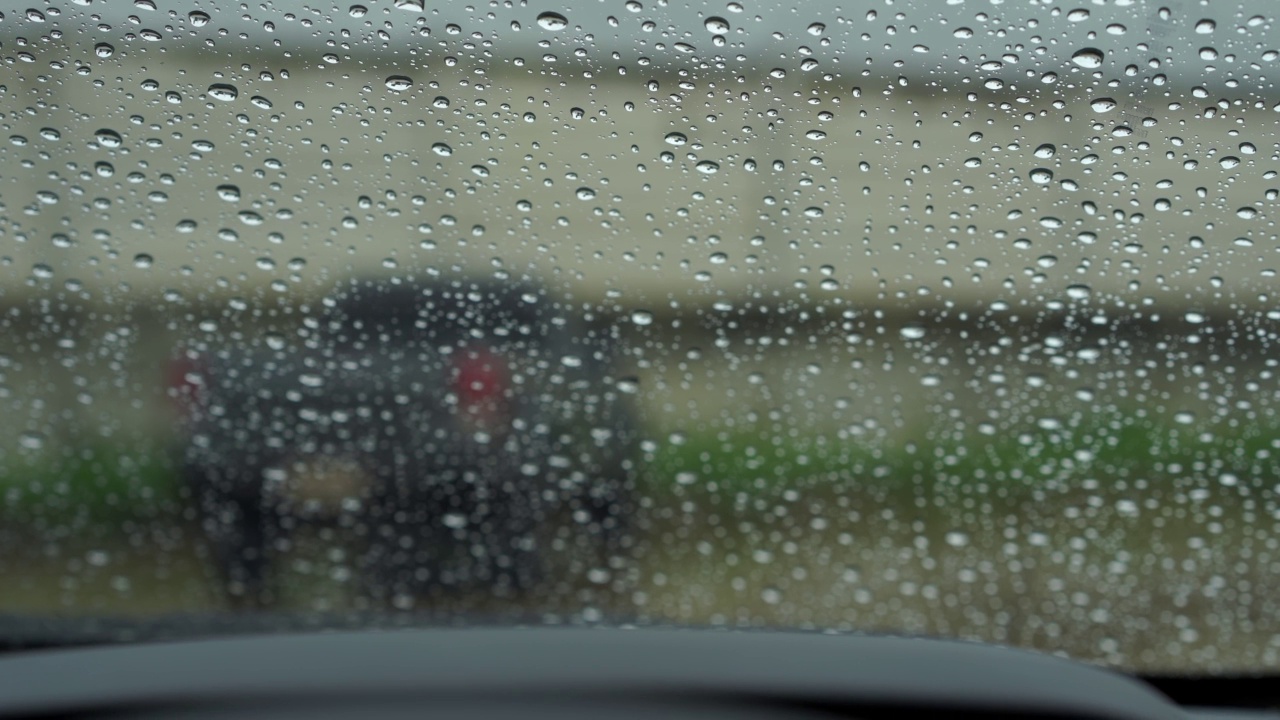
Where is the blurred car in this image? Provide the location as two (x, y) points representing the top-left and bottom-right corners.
(168, 276), (639, 606)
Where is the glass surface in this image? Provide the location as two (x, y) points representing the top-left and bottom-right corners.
(0, 0), (1278, 673)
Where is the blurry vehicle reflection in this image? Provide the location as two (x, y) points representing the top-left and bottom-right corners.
(169, 276), (638, 607)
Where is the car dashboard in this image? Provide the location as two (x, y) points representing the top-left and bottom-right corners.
(0, 627), (1273, 720)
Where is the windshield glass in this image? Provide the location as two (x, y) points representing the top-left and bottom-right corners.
(1, 0), (1277, 674)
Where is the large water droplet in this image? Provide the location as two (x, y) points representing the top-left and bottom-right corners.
(1033, 143), (1056, 159)
(537, 11), (568, 30)
(664, 132), (688, 145)
(216, 184), (241, 202)
(1066, 284), (1091, 300)
(207, 83), (239, 102)
(384, 75), (413, 92)
(95, 129), (123, 148)
(695, 160), (720, 174)
(704, 16), (729, 33)
(1090, 97), (1117, 113)
(900, 325), (926, 340)
(94, 42), (115, 58)
(188, 10), (211, 26)
(1071, 48), (1104, 69)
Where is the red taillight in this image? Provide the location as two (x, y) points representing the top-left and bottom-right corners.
(166, 353), (206, 421)
(452, 346), (509, 428)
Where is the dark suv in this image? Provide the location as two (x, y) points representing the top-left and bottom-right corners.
(169, 276), (639, 606)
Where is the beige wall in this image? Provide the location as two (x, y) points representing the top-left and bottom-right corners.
(4, 48), (1274, 314)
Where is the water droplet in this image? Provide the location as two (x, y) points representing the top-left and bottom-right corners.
(18, 432), (45, 450)
(239, 211), (264, 226)
(216, 184), (241, 202)
(94, 42), (115, 58)
(94, 161), (114, 177)
(1066, 284), (1091, 300)
(264, 332), (288, 351)
(176, 219), (198, 233)
(1195, 18), (1216, 34)
(695, 160), (720, 174)
(349, 5), (368, 18)
(664, 132), (688, 146)
(1219, 156), (1241, 169)
(805, 130), (827, 140)
(1071, 48), (1104, 69)
(802, 206), (823, 217)
(953, 27), (973, 39)
(1033, 143), (1056, 159)
(1067, 8), (1090, 21)
(207, 83), (239, 102)
(1029, 168), (1054, 184)
(431, 142), (453, 156)
(94, 128), (123, 148)
(537, 11), (568, 31)
(631, 310), (654, 326)
(807, 22), (826, 36)
(394, 0), (425, 11)
(1090, 97), (1117, 113)
(891, 325), (926, 343)
(385, 75), (413, 92)
(250, 96), (273, 110)
(575, 187), (596, 200)
(704, 16), (729, 33)
(133, 253), (154, 269)
(1237, 206), (1258, 219)
(188, 10), (211, 26)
